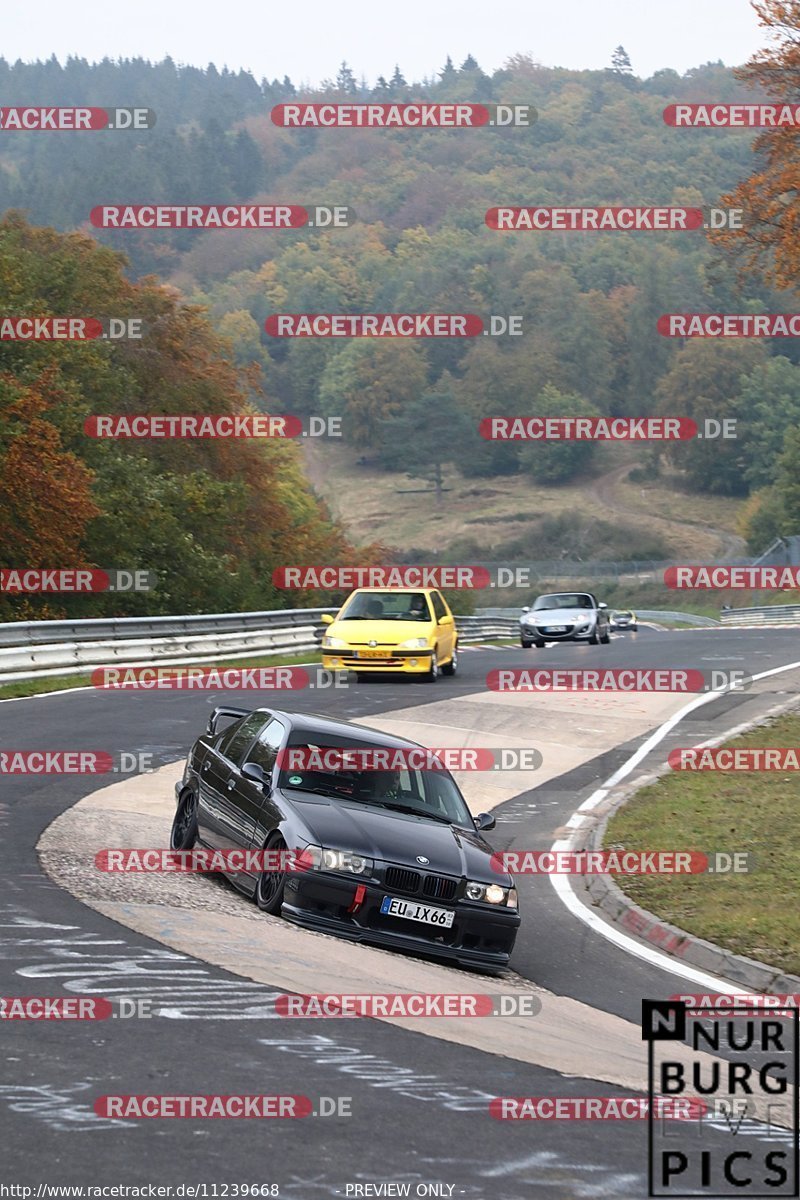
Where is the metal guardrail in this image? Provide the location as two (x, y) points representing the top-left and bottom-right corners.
(451, 615), (518, 639)
(0, 608), (338, 648)
(0, 611), (518, 684)
(635, 609), (719, 627)
(720, 605), (800, 626)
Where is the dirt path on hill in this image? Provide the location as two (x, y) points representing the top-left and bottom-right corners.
(587, 464), (746, 559)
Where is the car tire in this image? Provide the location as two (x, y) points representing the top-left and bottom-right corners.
(520, 638), (532, 648)
(534, 640), (546, 649)
(170, 790), (198, 851)
(600, 628), (610, 644)
(441, 645), (458, 676)
(589, 628), (599, 645)
(255, 833), (288, 915)
(423, 653), (439, 683)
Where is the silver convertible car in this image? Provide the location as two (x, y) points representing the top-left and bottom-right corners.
(520, 591), (610, 648)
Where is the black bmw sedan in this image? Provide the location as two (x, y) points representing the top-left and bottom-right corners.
(171, 707), (520, 971)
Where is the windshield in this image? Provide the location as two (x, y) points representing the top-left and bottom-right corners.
(278, 735), (474, 826)
(615, 610), (633, 619)
(338, 591), (431, 621)
(533, 593), (594, 610)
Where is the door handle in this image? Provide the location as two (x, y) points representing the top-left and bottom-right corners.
(202, 761), (211, 772)
(226, 778), (237, 791)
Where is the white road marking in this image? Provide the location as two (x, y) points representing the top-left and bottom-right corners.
(549, 658), (800, 992)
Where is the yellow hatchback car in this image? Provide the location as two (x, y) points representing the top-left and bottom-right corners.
(321, 587), (458, 681)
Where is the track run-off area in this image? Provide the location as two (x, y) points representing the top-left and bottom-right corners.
(2, 625), (799, 1197)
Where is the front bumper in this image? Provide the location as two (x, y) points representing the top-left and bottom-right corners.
(282, 870), (519, 968)
(520, 624), (594, 642)
(322, 648), (434, 674)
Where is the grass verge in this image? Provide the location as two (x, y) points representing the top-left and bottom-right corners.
(605, 710), (800, 977)
(0, 650), (324, 702)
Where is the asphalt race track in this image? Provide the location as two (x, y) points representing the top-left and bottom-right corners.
(2, 626), (799, 1197)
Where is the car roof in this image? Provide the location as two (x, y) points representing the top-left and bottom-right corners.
(344, 586), (439, 593)
(253, 708), (427, 751)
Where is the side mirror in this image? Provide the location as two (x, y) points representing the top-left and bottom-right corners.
(521, 605), (530, 612)
(474, 812), (496, 832)
(598, 602), (608, 610)
(321, 613), (334, 625)
(242, 762), (269, 790)
(438, 613), (453, 625)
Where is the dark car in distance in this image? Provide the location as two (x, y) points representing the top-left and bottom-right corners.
(171, 707), (520, 971)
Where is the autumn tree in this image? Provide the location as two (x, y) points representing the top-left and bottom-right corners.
(0, 213), (362, 618)
(318, 341), (427, 449)
(712, 1), (800, 287)
(518, 385), (601, 485)
(655, 339), (767, 494)
(742, 425), (800, 550)
(0, 371), (99, 620)
(380, 388), (474, 506)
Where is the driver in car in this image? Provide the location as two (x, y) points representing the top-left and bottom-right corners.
(370, 769), (401, 803)
(407, 594), (428, 619)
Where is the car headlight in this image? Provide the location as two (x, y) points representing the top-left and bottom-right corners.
(398, 637), (429, 650)
(322, 636), (348, 650)
(303, 844), (373, 876)
(465, 880), (517, 906)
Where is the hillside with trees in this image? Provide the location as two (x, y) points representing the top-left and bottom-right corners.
(2, 25), (800, 589)
(0, 214), (363, 619)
